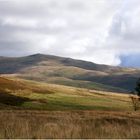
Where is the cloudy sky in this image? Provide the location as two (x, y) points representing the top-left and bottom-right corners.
(0, 0), (140, 67)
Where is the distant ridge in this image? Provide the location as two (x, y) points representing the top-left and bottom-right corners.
(0, 53), (140, 93)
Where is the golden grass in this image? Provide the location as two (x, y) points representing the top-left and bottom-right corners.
(0, 110), (140, 139)
(0, 76), (140, 138)
(0, 76), (137, 111)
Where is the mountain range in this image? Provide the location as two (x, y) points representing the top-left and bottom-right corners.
(0, 53), (140, 93)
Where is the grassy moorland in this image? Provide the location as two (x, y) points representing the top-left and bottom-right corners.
(1, 54), (140, 92)
(0, 76), (133, 111)
(0, 76), (140, 139)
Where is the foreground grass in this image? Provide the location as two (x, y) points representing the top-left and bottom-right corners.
(0, 110), (140, 139)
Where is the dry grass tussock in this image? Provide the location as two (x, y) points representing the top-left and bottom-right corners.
(0, 110), (140, 139)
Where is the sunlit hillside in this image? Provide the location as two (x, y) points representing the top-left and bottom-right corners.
(0, 76), (140, 138)
(0, 76), (135, 111)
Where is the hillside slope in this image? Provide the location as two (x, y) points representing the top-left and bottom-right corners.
(0, 76), (133, 111)
(0, 54), (140, 92)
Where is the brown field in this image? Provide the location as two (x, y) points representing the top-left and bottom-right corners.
(0, 110), (140, 139)
(0, 76), (140, 139)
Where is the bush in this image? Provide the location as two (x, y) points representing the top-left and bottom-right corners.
(135, 78), (140, 97)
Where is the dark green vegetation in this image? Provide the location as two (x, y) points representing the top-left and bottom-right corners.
(0, 54), (140, 92)
(135, 78), (140, 96)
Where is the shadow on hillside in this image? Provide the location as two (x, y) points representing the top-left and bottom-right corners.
(0, 89), (31, 106)
(0, 54), (56, 74)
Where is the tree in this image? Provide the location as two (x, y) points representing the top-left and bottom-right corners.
(130, 78), (140, 111)
(130, 96), (139, 111)
(135, 78), (140, 97)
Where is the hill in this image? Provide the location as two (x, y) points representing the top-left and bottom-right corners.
(0, 54), (140, 92)
(0, 76), (134, 111)
(0, 76), (139, 139)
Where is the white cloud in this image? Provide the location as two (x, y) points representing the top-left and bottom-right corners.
(0, 0), (140, 66)
(2, 17), (38, 28)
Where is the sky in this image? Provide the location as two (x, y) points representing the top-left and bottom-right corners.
(0, 0), (140, 67)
